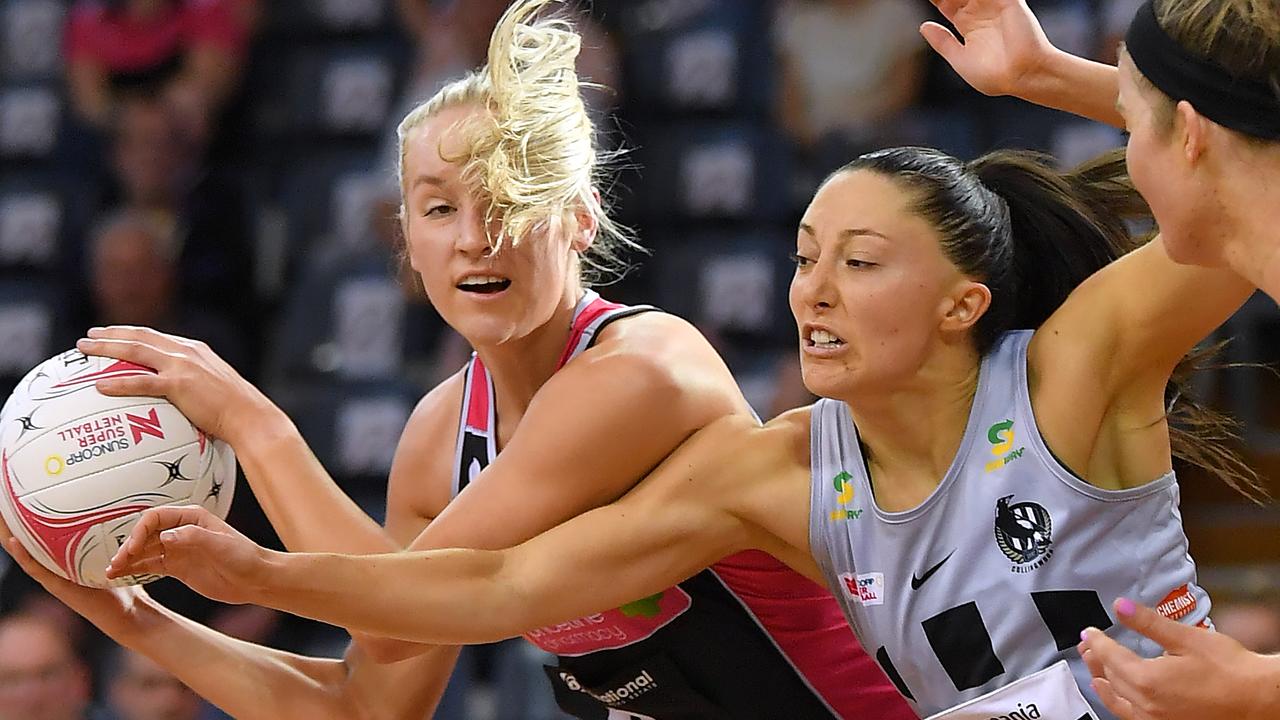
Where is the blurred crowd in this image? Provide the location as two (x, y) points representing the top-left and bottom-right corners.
(0, 1), (1275, 718)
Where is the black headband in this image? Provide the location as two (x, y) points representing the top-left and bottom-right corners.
(1125, 0), (1280, 140)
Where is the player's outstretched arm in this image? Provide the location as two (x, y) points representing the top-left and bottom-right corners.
(106, 415), (809, 645)
(1078, 598), (1280, 720)
(923, 0), (1124, 128)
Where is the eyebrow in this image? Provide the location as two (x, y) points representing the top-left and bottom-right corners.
(410, 174), (449, 189)
(798, 223), (889, 241)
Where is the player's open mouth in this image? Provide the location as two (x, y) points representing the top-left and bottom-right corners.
(805, 328), (845, 349)
(456, 275), (512, 294)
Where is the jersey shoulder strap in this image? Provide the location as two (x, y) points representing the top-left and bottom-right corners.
(451, 291), (657, 497)
(451, 354), (497, 498)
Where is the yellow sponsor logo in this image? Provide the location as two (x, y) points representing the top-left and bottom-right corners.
(984, 419), (1026, 472)
(44, 455), (64, 476)
(830, 470), (863, 520)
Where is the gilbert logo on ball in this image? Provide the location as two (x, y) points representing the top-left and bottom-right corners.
(0, 349), (236, 587)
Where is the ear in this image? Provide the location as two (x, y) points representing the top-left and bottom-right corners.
(570, 188), (601, 254)
(1175, 100), (1207, 164)
(938, 280), (992, 334)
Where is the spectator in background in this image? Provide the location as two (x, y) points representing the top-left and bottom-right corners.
(384, 0), (621, 172)
(1212, 599), (1280, 655)
(775, 0), (928, 175)
(103, 647), (201, 720)
(63, 0), (255, 143)
(87, 209), (248, 374)
(394, 0), (619, 115)
(92, 96), (259, 372)
(1097, 0), (1144, 64)
(0, 613), (101, 720)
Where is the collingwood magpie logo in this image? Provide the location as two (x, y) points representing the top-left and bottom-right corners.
(994, 495), (1053, 573)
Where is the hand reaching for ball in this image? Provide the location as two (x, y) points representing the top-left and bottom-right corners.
(106, 505), (272, 606)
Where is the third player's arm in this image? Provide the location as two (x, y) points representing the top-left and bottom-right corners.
(924, 0), (1124, 128)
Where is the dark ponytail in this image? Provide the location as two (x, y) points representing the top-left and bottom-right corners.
(841, 147), (1141, 354)
(970, 149), (1147, 339)
(835, 146), (1264, 501)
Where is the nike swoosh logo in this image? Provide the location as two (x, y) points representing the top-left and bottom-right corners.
(910, 549), (956, 590)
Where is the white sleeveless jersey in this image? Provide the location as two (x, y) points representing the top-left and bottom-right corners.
(809, 330), (1212, 719)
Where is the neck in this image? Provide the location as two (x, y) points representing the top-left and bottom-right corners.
(1217, 155), (1280, 302)
(841, 340), (982, 506)
(472, 287), (587, 423)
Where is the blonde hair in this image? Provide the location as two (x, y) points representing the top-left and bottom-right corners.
(1135, 0), (1280, 141)
(395, 0), (639, 284)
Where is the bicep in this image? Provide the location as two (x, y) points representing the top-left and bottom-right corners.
(410, 359), (734, 552)
(383, 463), (440, 548)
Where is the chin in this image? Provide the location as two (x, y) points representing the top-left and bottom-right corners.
(460, 321), (521, 348)
(800, 368), (852, 401)
(1160, 227), (1224, 268)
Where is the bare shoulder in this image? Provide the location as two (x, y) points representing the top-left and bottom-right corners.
(581, 311), (726, 374)
(765, 405), (816, 468)
(385, 369), (467, 535)
(397, 369), (467, 451)
(564, 310), (744, 412)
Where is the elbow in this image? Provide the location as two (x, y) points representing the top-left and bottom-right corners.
(350, 633), (426, 664)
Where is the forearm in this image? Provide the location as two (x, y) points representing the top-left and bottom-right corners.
(1019, 49), (1124, 129)
(235, 409), (396, 554)
(121, 595), (364, 720)
(241, 494), (739, 646)
(247, 548), (524, 645)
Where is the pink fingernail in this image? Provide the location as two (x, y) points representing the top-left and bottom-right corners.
(1116, 598), (1136, 617)
(1081, 629), (1090, 642)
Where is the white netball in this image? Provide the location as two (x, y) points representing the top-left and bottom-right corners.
(0, 348), (235, 587)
